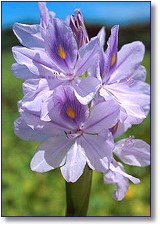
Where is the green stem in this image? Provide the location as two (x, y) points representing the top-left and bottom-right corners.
(65, 165), (92, 216)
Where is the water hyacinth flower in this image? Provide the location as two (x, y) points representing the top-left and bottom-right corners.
(104, 137), (150, 200)
(11, 1), (150, 216)
(95, 25), (150, 137)
(15, 86), (120, 182)
(12, 3), (90, 81)
(12, 15), (101, 110)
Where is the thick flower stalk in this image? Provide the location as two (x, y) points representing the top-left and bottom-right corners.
(12, 2), (150, 216)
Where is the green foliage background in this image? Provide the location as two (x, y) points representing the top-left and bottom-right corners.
(2, 24), (150, 216)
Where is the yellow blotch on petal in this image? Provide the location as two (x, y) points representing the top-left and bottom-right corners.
(58, 45), (66, 59)
(113, 122), (118, 132)
(67, 106), (75, 119)
(111, 53), (116, 67)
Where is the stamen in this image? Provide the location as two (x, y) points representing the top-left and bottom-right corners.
(58, 45), (66, 59)
(67, 106), (75, 119)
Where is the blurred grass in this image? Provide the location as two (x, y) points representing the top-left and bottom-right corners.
(2, 48), (150, 216)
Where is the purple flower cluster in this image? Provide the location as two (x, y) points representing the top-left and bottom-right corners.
(12, 2), (150, 200)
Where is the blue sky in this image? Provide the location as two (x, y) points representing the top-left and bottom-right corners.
(2, 1), (150, 29)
